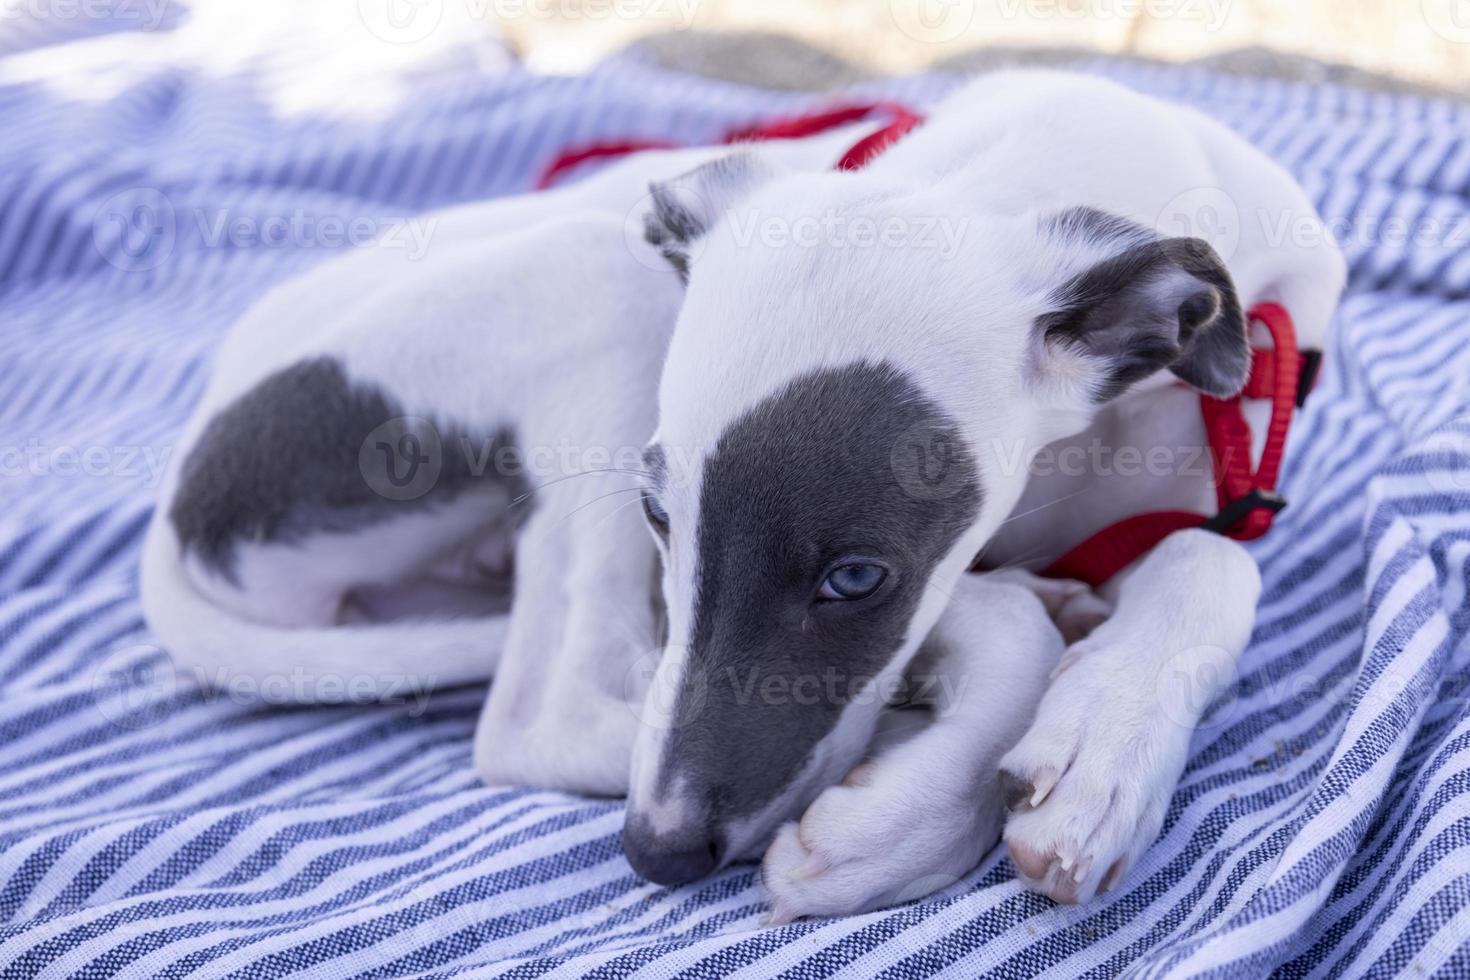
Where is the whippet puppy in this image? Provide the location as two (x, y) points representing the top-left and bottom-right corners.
(141, 114), (1059, 829)
(628, 69), (1344, 913)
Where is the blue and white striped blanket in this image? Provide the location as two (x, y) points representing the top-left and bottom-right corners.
(3, 14), (1470, 977)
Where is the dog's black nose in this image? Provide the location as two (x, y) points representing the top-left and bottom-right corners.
(622, 820), (722, 886)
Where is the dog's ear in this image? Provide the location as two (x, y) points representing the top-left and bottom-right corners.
(644, 151), (775, 282)
(1034, 207), (1249, 400)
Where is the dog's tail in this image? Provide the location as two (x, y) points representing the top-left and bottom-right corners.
(139, 515), (504, 704)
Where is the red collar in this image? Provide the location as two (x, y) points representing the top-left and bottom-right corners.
(535, 103), (1309, 587)
(535, 100), (923, 190)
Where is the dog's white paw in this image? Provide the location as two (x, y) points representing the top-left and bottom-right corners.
(998, 640), (1186, 904)
(760, 761), (996, 923)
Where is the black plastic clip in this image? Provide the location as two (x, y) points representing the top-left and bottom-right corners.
(1202, 488), (1288, 535)
(1297, 349), (1323, 408)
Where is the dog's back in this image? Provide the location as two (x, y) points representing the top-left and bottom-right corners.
(874, 69), (1345, 349)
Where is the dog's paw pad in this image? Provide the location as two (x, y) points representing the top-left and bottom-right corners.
(1006, 838), (1055, 880)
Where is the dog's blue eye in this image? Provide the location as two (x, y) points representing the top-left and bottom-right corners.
(642, 494), (669, 531)
(819, 563), (887, 601)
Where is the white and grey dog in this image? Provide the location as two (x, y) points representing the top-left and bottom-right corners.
(141, 70), (1344, 920)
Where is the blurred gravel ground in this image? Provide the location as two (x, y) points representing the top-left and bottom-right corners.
(496, 1), (1469, 99)
(621, 31), (1468, 99)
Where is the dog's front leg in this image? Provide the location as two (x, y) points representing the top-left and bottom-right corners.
(999, 528), (1261, 903)
(760, 576), (1062, 922)
(473, 482), (659, 797)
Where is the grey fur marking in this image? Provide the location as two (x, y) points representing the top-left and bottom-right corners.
(642, 203), (694, 283)
(643, 152), (768, 284)
(170, 356), (523, 579)
(1039, 206), (1249, 401)
(641, 444), (668, 487)
(656, 361), (982, 825)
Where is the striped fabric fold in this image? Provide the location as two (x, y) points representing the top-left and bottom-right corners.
(2, 12), (1469, 978)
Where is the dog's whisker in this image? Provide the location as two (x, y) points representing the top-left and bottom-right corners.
(549, 486), (647, 529)
(510, 467), (653, 507)
(609, 611), (658, 653)
(994, 487), (1092, 528)
(966, 491), (1089, 573)
(921, 575), (957, 604)
(979, 542), (1056, 575)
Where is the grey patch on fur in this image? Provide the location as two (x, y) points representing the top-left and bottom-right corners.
(642, 198), (695, 283)
(639, 444), (671, 541)
(643, 152), (767, 283)
(642, 444), (667, 486)
(170, 356), (524, 580)
(1039, 206), (1249, 400)
(1043, 206), (1155, 252)
(998, 768), (1035, 812)
(654, 361), (982, 822)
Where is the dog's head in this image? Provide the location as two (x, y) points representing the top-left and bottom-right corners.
(622, 152), (1249, 885)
